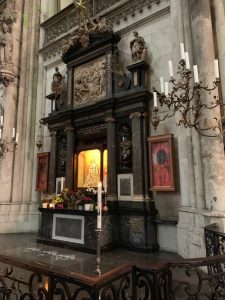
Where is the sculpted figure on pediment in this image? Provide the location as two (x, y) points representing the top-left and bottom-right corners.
(130, 31), (148, 62)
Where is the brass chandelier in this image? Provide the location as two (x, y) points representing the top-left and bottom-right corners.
(152, 44), (223, 137)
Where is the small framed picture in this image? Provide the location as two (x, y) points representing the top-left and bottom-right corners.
(56, 177), (65, 195)
(148, 134), (175, 191)
(117, 174), (133, 200)
(36, 152), (50, 192)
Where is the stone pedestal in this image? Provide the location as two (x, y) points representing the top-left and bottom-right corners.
(127, 61), (149, 89)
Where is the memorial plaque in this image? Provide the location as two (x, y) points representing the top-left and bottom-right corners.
(52, 214), (84, 244)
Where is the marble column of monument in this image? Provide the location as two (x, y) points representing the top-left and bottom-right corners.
(130, 112), (144, 200)
(190, 0), (225, 211)
(105, 117), (117, 201)
(48, 131), (57, 194)
(142, 112), (150, 200)
(213, 0), (225, 102)
(65, 127), (75, 189)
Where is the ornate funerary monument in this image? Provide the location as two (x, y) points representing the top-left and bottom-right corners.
(39, 6), (158, 252)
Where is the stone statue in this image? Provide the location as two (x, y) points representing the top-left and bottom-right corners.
(130, 31), (147, 62)
(51, 67), (63, 97)
(51, 67), (66, 110)
(0, 22), (13, 62)
(91, 17), (112, 34)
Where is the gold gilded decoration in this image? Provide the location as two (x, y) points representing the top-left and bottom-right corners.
(74, 56), (106, 105)
(73, 0), (89, 30)
(61, 1), (112, 55)
(78, 149), (101, 188)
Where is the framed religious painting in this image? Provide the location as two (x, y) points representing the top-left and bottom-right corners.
(148, 134), (175, 191)
(36, 152), (50, 192)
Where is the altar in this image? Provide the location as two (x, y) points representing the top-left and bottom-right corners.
(38, 19), (158, 254)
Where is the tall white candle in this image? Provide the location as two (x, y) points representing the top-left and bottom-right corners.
(15, 132), (19, 144)
(180, 43), (185, 60)
(103, 176), (107, 194)
(97, 182), (102, 229)
(12, 128), (15, 138)
(160, 77), (164, 94)
(165, 82), (169, 96)
(193, 65), (199, 84)
(52, 100), (56, 111)
(60, 177), (64, 191)
(0, 116), (3, 126)
(214, 59), (219, 79)
(185, 52), (190, 70)
(0, 128), (2, 139)
(153, 92), (157, 107)
(168, 60), (174, 77)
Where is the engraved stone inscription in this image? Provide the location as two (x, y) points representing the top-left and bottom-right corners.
(128, 217), (145, 245)
(55, 217), (82, 239)
(73, 56), (106, 106)
(77, 123), (106, 137)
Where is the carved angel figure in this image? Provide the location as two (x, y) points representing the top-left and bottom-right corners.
(91, 17), (112, 33)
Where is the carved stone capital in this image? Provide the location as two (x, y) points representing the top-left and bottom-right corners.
(49, 131), (57, 137)
(64, 126), (75, 132)
(129, 112), (142, 119)
(105, 117), (116, 123)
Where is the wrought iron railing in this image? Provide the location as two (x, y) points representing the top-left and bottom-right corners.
(1, 251), (225, 299)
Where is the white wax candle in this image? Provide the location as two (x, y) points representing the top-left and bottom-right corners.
(160, 77), (164, 94)
(214, 59), (219, 79)
(12, 128), (15, 138)
(52, 100), (56, 111)
(193, 65), (199, 84)
(185, 52), (190, 70)
(0, 128), (2, 139)
(180, 43), (185, 60)
(165, 82), (169, 96)
(168, 60), (174, 77)
(153, 92), (157, 107)
(97, 182), (102, 229)
(61, 177), (64, 191)
(103, 176), (107, 194)
(15, 132), (19, 144)
(0, 116), (3, 126)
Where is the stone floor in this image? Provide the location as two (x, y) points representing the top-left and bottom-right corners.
(0, 233), (182, 276)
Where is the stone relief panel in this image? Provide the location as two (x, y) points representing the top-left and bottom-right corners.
(73, 56), (106, 106)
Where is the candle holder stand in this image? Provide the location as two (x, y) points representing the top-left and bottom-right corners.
(95, 228), (102, 276)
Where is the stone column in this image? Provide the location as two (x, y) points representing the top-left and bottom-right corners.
(48, 131), (57, 194)
(65, 127), (75, 189)
(0, 0), (23, 203)
(130, 112), (144, 200)
(105, 117), (117, 201)
(190, 0), (225, 211)
(213, 0), (225, 101)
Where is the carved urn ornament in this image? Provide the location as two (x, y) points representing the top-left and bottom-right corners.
(0, 0), (17, 87)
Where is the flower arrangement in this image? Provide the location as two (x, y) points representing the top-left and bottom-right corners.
(52, 188), (96, 209)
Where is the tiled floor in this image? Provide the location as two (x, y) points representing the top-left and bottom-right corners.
(0, 233), (182, 276)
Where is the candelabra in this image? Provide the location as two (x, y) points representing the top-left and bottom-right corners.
(152, 45), (223, 137)
(0, 117), (19, 159)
